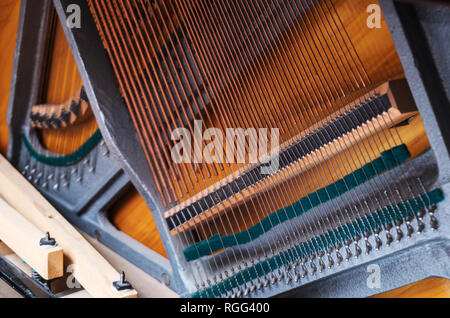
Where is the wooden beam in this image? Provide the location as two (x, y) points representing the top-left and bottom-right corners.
(0, 154), (138, 298)
(0, 240), (14, 255)
(0, 197), (63, 280)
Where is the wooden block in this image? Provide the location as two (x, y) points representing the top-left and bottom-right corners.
(83, 232), (178, 298)
(0, 197), (63, 280)
(0, 154), (138, 298)
(0, 240), (14, 255)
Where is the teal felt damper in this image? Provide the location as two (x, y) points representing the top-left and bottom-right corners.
(184, 145), (410, 262)
(22, 129), (102, 167)
(192, 188), (444, 298)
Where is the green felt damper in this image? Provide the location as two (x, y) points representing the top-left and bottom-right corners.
(191, 188), (444, 297)
(184, 144), (410, 262)
(22, 129), (102, 167)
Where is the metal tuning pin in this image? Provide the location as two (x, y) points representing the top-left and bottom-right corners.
(354, 242), (362, 259)
(365, 239), (372, 255)
(335, 250), (343, 266)
(429, 205), (438, 230)
(396, 226), (404, 242)
(375, 234), (382, 250)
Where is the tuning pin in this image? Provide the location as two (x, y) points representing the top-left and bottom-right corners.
(327, 246), (334, 255)
(375, 226), (382, 235)
(271, 275), (277, 285)
(294, 271), (301, 282)
(354, 243), (362, 259)
(430, 215), (439, 230)
(285, 273), (292, 285)
(375, 235), (382, 250)
(345, 246), (352, 261)
(336, 251), (343, 266)
(318, 259), (325, 273)
(327, 254), (334, 268)
(396, 227), (403, 242)
(278, 270), (284, 281)
(406, 223), (414, 237)
(417, 218), (425, 234)
(256, 281), (263, 290)
(310, 262), (317, 275)
(365, 240), (372, 255)
(301, 265), (308, 278)
(386, 231), (393, 246)
(101, 141), (110, 157)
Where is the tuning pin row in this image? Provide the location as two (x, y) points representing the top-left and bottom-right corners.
(206, 203), (440, 298)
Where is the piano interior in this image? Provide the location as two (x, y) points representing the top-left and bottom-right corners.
(2, 0), (450, 298)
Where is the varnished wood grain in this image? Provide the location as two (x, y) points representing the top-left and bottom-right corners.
(110, 188), (167, 257)
(39, 20), (98, 155)
(0, 197), (64, 280)
(0, 0), (167, 267)
(375, 278), (450, 298)
(0, 0), (21, 156)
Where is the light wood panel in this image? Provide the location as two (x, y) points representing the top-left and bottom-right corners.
(0, 153), (138, 298)
(0, 197), (64, 280)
